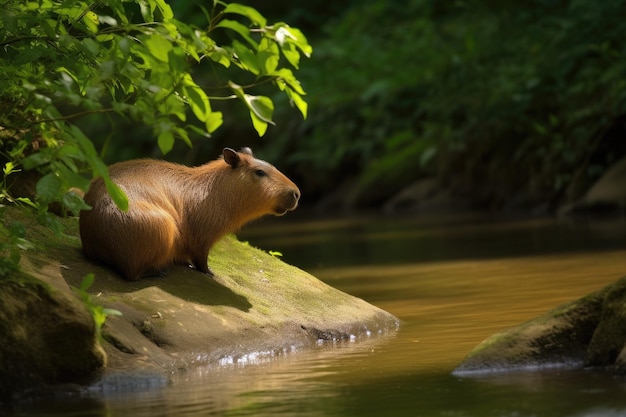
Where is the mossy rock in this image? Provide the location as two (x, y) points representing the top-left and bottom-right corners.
(585, 277), (626, 370)
(454, 276), (626, 374)
(1, 206), (398, 396)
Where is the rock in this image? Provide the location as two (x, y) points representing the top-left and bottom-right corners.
(81, 236), (398, 372)
(0, 279), (106, 402)
(382, 178), (469, 214)
(560, 156), (626, 216)
(1, 207), (398, 398)
(454, 276), (626, 375)
(585, 277), (626, 369)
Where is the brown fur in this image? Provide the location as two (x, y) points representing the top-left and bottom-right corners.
(79, 148), (300, 280)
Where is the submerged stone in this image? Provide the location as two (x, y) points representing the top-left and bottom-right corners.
(454, 276), (626, 375)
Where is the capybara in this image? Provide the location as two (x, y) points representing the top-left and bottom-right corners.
(79, 147), (300, 280)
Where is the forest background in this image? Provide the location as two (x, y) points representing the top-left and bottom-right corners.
(159, 0), (626, 212)
(5, 0), (626, 214)
(209, 0), (626, 213)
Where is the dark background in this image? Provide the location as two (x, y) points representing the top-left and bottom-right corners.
(78, 0), (626, 214)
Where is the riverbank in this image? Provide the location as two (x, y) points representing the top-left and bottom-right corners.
(0, 207), (398, 402)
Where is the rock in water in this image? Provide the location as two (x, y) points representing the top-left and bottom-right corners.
(454, 276), (626, 374)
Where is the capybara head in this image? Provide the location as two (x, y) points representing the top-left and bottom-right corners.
(222, 147), (300, 218)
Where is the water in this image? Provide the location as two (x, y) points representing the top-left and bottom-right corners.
(7, 213), (626, 416)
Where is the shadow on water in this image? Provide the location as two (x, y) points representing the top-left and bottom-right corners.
(240, 212), (626, 269)
(330, 368), (626, 417)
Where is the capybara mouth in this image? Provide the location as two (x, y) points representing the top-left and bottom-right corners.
(273, 201), (298, 216)
(273, 193), (299, 215)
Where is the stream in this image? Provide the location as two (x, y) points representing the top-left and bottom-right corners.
(8, 213), (626, 416)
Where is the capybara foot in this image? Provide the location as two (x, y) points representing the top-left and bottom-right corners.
(188, 264), (214, 277)
(140, 268), (168, 279)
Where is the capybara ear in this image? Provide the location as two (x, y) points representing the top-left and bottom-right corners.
(223, 148), (240, 168)
(240, 147), (253, 156)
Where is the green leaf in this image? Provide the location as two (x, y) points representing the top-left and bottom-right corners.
(205, 112), (223, 133)
(257, 38), (280, 74)
(36, 173), (62, 202)
(207, 46), (232, 67)
(65, 128), (124, 212)
(270, 24), (312, 69)
(245, 95), (275, 125)
(158, 129), (175, 154)
(56, 163), (91, 190)
(81, 38), (100, 56)
(222, 3), (267, 27)
(250, 112), (268, 136)
(13, 48), (45, 66)
(188, 124), (212, 138)
(281, 44), (301, 69)
(274, 68), (305, 94)
(161, 94), (186, 122)
(153, 0), (174, 20)
(173, 126), (192, 147)
(102, 308), (123, 317)
(143, 35), (172, 62)
(229, 81), (245, 100)
(274, 26), (297, 47)
(15, 197), (38, 209)
(182, 76), (211, 122)
(229, 81), (274, 136)
(288, 27), (313, 57)
(285, 88), (308, 119)
(62, 190), (90, 216)
(232, 40), (260, 74)
(80, 273), (95, 292)
(103, 178), (128, 212)
(22, 152), (51, 170)
(2, 162), (17, 176)
(138, 0), (173, 21)
(215, 19), (258, 49)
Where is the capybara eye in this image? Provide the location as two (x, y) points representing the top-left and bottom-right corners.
(255, 169), (266, 178)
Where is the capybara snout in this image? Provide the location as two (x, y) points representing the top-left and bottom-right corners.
(274, 189), (300, 215)
(79, 147), (300, 280)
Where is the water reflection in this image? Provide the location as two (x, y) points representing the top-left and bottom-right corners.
(7, 214), (626, 417)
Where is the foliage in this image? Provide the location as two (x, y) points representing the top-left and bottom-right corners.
(73, 273), (122, 339)
(0, 162), (37, 277)
(270, 0), (626, 208)
(0, 0), (310, 277)
(268, 250), (283, 258)
(0, 211), (34, 277)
